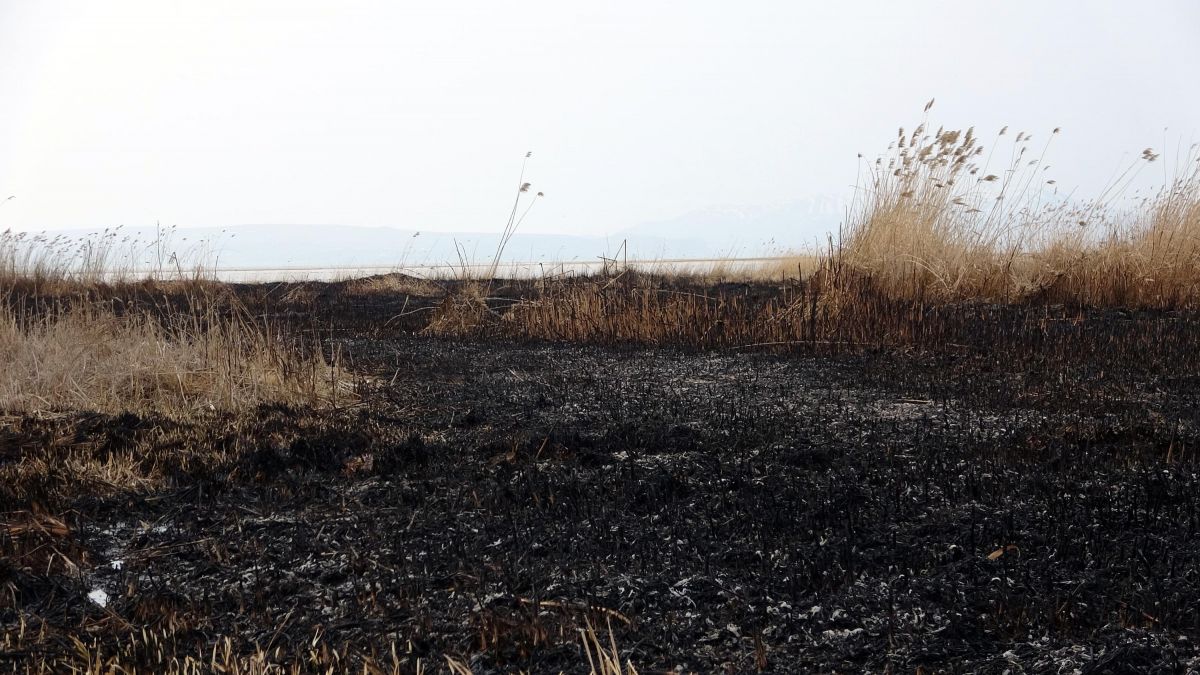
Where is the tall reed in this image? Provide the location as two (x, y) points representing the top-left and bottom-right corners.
(837, 109), (1200, 308)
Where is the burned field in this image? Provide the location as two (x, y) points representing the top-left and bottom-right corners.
(4, 277), (1200, 673)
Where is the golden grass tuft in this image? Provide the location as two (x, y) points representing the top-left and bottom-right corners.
(840, 122), (1048, 300)
(1040, 158), (1200, 307)
(0, 223), (341, 416)
(0, 302), (335, 414)
(836, 112), (1200, 308)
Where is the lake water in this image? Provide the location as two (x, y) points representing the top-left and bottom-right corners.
(184, 256), (794, 283)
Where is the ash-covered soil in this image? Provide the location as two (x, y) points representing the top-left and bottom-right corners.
(5, 325), (1200, 672)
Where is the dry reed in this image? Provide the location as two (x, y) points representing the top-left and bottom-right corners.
(837, 110), (1200, 308)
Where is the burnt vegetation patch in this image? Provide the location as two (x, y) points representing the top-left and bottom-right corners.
(3, 275), (1200, 673)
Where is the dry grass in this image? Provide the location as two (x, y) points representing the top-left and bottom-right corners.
(425, 115), (1200, 359)
(1, 225), (217, 292)
(342, 273), (444, 298)
(579, 619), (640, 675)
(1, 616), (638, 675)
(0, 301), (336, 415)
(473, 276), (809, 347)
(603, 255), (822, 283)
(751, 253), (823, 281)
(836, 111), (1200, 308)
(0, 223), (340, 416)
(0, 295), (344, 508)
(0, 229), (124, 289)
(423, 271), (871, 354)
(1037, 159), (1200, 307)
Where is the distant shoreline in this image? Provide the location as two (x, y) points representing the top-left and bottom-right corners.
(160, 255), (800, 282)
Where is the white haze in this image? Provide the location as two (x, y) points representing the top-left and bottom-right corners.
(0, 1), (1197, 262)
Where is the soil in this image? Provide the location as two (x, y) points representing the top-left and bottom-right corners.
(3, 280), (1200, 673)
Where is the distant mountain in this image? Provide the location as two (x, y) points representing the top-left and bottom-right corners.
(167, 225), (630, 269)
(617, 196), (845, 255)
(34, 197), (845, 270)
(35, 224), (649, 271)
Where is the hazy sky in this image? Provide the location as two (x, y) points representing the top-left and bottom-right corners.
(1, 1), (1198, 238)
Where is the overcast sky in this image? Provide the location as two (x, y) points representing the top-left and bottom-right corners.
(1, 1), (1198, 239)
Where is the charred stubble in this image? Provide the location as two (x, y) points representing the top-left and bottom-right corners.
(3, 281), (1200, 672)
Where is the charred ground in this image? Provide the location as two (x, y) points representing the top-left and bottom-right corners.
(3, 275), (1200, 673)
